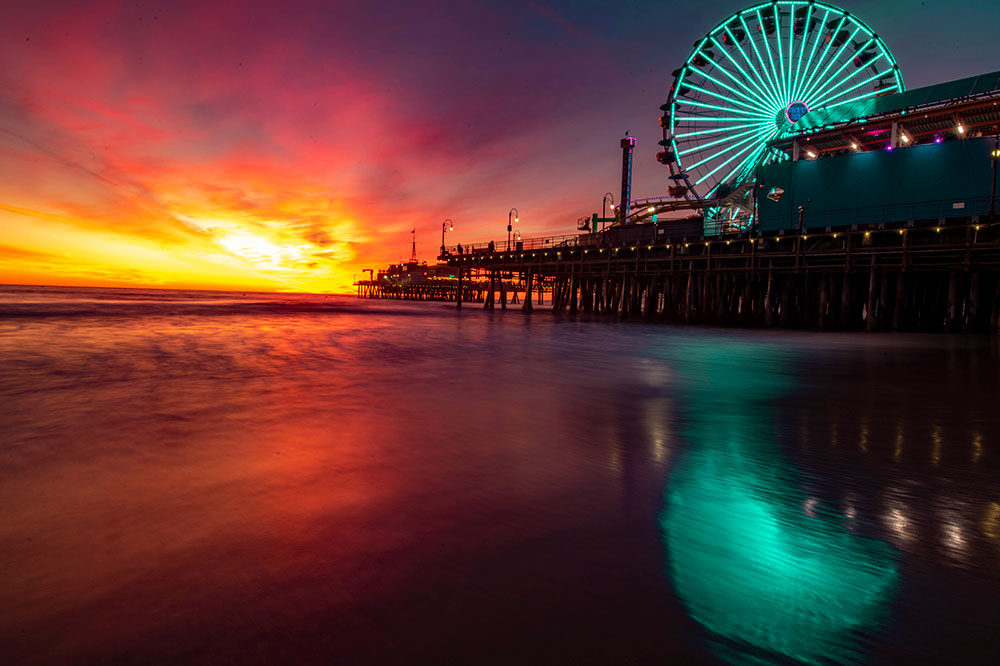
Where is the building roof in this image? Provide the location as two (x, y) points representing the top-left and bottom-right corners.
(764, 70), (1000, 159)
(794, 70), (1000, 133)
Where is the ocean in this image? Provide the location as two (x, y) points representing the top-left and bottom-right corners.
(2, 284), (999, 665)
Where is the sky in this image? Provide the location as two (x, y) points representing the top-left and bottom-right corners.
(1, 0), (997, 293)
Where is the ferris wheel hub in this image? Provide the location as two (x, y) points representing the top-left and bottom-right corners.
(784, 101), (811, 125)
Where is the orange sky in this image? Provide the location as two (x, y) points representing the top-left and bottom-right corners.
(0, 1), (634, 293)
(1, 1), (993, 293)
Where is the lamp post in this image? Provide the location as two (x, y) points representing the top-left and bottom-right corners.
(507, 208), (518, 251)
(441, 218), (454, 254)
(513, 229), (521, 250)
(989, 129), (999, 218)
(602, 192), (615, 221)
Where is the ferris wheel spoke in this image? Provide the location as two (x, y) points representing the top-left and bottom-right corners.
(713, 141), (774, 191)
(693, 49), (776, 111)
(720, 24), (782, 109)
(680, 98), (774, 120)
(799, 29), (867, 104)
(673, 122), (770, 152)
(695, 136), (769, 187)
(789, 5), (819, 100)
(755, 8), (785, 104)
(739, 14), (784, 110)
(801, 36), (877, 104)
(818, 75), (901, 111)
(808, 49), (890, 105)
(786, 6), (797, 100)
(795, 14), (851, 105)
(808, 38), (884, 102)
(690, 68), (775, 114)
(708, 35), (780, 110)
(770, 5), (787, 101)
(673, 123), (771, 140)
(674, 116), (775, 124)
(793, 7), (831, 99)
(684, 125), (782, 172)
(812, 65), (894, 109)
(676, 124), (777, 161)
(682, 82), (772, 114)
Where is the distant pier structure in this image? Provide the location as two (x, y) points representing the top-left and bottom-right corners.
(354, 232), (551, 305)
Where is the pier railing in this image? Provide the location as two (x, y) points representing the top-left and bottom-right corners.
(445, 234), (585, 256)
(442, 195), (997, 257)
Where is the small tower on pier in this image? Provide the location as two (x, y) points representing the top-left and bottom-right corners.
(620, 132), (636, 224)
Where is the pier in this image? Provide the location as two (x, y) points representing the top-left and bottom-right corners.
(434, 213), (1000, 333)
(357, 64), (1000, 333)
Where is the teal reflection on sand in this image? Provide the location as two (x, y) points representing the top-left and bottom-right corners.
(660, 341), (897, 666)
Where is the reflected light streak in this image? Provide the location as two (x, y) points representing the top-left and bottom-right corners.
(894, 420), (904, 463)
(983, 502), (1000, 540)
(938, 507), (971, 565)
(884, 506), (914, 545)
(931, 424), (943, 465)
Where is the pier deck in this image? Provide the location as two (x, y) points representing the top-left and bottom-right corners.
(432, 217), (1000, 332)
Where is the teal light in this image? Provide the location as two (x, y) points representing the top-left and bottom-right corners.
(710, 35), (781, 110)
(811, 66), (894, 109)
(664, 2), (905, 200)
(660, 340), (898, 666)
(773, 4), (787, 100)
(687, 126), (778, 173)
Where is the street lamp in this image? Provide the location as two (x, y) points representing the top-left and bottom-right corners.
(441, 218), (454, 254)
(602, 192), (615, 221)
(507, 208), (518, 251)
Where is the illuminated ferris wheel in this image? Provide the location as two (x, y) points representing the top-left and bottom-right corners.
(659, 1), (904, 224)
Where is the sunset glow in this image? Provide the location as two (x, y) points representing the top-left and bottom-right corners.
(0, 1), (993, 292)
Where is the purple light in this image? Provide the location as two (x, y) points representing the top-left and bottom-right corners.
(935, 136), (943, 144)
(885, 144), (894, 152)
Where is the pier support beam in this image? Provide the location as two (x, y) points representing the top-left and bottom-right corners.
(840, 271), (852, 329)
(946, 269), (960, 332)
(893, 272), (907, 331)
(684, 262), (694, 323)
(764, 261), (775, 327)
(780, 275), (794, 327)
(569, 272), (578, 314)
(485, 271), (496, 311)
(991, 273), (1000, 334)
(878, 270), (891, 331)
(522, 272), (533, 314)
(866, 258), (878, 332)
(818, 274), (830, 329)
(967, 271), (981, 332)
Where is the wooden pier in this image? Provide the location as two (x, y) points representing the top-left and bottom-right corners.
(436, 218), (1000, 333)
(355, 275), (553, 306)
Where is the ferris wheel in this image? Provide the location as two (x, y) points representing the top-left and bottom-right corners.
(659, 1), (904, 222)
